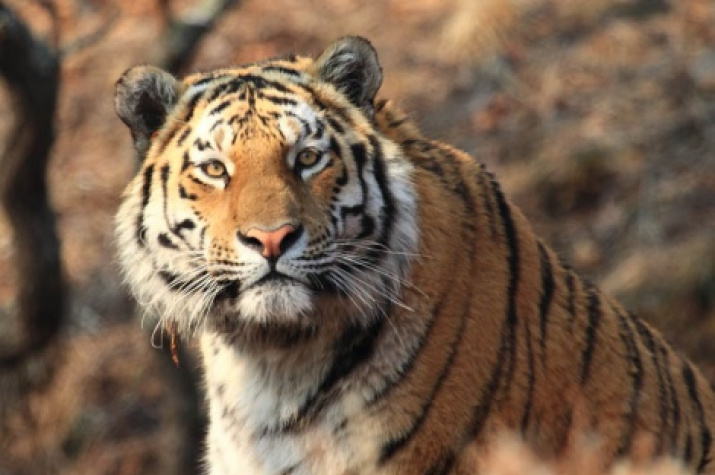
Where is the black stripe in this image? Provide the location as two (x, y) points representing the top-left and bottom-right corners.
(190, 76), (213, 88)
(262, 94), (298, 106)
(476, 168), (498, 239)
(209, 100), (231, 115)
(209, 119), (225, 133)
(177, 126), (192, 146)
(261, 65), (302, 77)
(520, 320), (535, 436)
(379, 168), (479, 465)
(565, 267), (577, 330)
(157, 233), (178, 249)
(467, 304), (509, 439)
(580, 287), (601, 385)
(537, 242), (554, 365)
(340, 142), (373, 244)
(467, 179), (519, 439)
(280, 464), (299, 475)
(661, 346), (681, 452)
(491, 179), (520, 402)
(412, 153), (445, 179)
(331, 137), (350, 187)
(239, 73), (293, 94)
(187, 175), (209, 188)
(193, 138), (213, 151)
(181, 151), (191, 172)
(183, 90), (204, 123)
(631, 316), (668, 453)
(613, 305), (643, 458)
(205, 78), (244, 103)
(175, 219), (195, 232)
(682, 362), (712, 472)
(424, 452), (456, 475)
(686, 431), (694, 464)
(365, 136), (396, 261)
(300, 83), (353, 124)
(274, 318), (384, 434)
(327, 117), (344, 134)
(366, 287), (452, 406)
(179, 185), (197, 201)
(158, 270), (181, 287)
(136, 165), (155, 246)
(379, 298), (469, 463)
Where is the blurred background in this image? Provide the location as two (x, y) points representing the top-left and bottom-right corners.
(0, 0), (713, 473)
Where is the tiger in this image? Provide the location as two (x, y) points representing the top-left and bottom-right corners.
(113, 36), (715, 474)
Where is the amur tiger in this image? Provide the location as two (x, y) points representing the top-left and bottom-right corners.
(114, 36), (715, 474)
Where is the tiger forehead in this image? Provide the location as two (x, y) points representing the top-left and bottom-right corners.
(183, 68), (322, 145)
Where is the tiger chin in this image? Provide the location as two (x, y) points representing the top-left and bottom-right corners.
(114, 37), (715, 474)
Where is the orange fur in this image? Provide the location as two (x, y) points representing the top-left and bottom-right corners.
(114, 37), (715, 474)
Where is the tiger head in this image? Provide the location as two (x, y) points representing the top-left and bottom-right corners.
(114, 37), (418, 345)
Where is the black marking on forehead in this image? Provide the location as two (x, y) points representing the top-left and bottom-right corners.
(240, 74), (294, 94)
(191, 74), (232, 88)
(205, 78), (244, 103)
(177, 127), (192, 146)
(209, 119), (225, 132)
(209, 100), (232, 115)
(183, 92), (204, 123)
(260, 65), (303, 78)
(259, 94), (299, 107)
(194, 138), (213, 151)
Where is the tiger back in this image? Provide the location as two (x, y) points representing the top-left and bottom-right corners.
(114, 36), (715, 474)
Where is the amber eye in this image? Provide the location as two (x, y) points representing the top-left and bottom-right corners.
(200, 160), (227, 179)
(296, 148), (321, 169)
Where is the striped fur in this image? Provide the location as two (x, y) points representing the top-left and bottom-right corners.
(114, 37), (715, 474)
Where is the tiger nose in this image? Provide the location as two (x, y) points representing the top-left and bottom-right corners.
(238, 224), (302, 260)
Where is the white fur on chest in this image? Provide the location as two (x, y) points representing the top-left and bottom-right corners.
(200, 334), (385, 475)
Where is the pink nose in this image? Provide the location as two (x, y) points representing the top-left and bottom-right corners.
(241, 224), (300, 260)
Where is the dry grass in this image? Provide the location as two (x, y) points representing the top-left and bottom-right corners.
(478, 436), (688, 475)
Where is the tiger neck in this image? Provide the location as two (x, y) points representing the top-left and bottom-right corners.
(199, 305), (424, 431)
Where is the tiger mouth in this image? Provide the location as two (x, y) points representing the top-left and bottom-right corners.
(214, 271), (306, 302)
(253, 271), (301, 288)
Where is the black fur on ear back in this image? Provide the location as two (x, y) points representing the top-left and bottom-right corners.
(115, 66), (179, 160)
(314, 36), (383, 117)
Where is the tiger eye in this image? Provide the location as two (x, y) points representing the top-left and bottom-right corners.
(201, 160), (227, 179)
(296, 148), (321, 168)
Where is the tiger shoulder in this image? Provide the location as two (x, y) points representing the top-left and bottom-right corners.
(113, 36), (715, 474)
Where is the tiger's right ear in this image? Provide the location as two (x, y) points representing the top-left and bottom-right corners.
(115, 66), (179, 159)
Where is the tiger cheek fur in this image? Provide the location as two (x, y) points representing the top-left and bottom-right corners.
(114, 36), (715, 475)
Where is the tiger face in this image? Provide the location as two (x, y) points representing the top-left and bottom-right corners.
(114, 38), (417, 343)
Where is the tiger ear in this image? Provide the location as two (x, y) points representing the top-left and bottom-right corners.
(314, 36), (383, 117)
(115, 66), (179, 159)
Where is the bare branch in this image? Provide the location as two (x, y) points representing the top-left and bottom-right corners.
(0, 3), (63, 370)
(154, 0), (240, 75)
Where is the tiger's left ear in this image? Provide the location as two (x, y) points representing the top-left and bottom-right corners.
(314, 36), (383, 118)
(115, 66), (179, 160)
